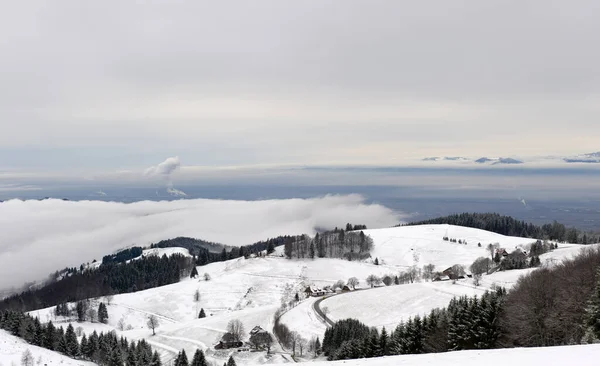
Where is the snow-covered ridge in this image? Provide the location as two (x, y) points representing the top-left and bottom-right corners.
(421, 152), (600, 166)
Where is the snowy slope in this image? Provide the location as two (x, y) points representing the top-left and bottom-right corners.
(365, 224), (537, 270)
(323, 281), (487, 329)
(0, 329), (96, 366)
(309, 344), (600, 366)
(25, 225), (594, 365)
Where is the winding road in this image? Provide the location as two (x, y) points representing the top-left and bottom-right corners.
(312, 296), (335, 327)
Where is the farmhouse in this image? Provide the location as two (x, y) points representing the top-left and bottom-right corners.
(215, 332), (243, 349)
(442, 267), (465, 280)
(342, 285), (355, 292)
(305, 285), (326, 297)
(433, 274), (451, 282)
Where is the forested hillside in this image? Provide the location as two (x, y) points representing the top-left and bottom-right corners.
(405, 213), (599, 244)
(0, 254), (193, 312)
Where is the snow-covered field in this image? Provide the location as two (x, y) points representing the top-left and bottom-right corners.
(366, 224), (536, 270)
(310, 343), (600, 366)
(24, 226), (597, 365)
(0, 329), (96, 366)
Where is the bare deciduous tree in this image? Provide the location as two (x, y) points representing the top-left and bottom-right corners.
(423, 264), (436, 281)
(333, 280), (345, 290)
(470, 257), (493, 276)
(147, 315), (159, 336)
(289, 331), (301, 356)
(487, 243), (500, 261)
(86, 308), (97, 323)
(473, 273), (482, 286)
(366, 274), (381, 288)
(226, 319), (245, 343)
(118, 317), (126, 331)
(347, 277), (359, 289)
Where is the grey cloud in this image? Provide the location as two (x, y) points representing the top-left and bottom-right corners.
(0, 1), (599, 168)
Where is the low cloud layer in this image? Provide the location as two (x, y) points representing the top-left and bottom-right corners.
(0, 195), (401, 290)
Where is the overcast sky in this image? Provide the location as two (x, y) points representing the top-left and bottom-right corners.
(1, 0), (599, 175)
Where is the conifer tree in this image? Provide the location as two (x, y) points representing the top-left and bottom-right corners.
(98, 302), (109, 324)
(151, 350), (162, 366)
(379, 327), (389, 356)
(199, 308), (206, 318)
(175, 349), (189, 366)
(191, 349), (207, 366)
(190, 266), (199, 279)
(65, 323), (80, 357)
(109, 346), (123, 366)
(44, 321), (56, 350)
(227, 355), (237, 366)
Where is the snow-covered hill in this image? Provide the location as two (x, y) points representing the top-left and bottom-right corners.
(365, 224), (536, 270)
(309, 344), (600, 366)
(25, 224), (595, 365)
(0, 329), (96, 365)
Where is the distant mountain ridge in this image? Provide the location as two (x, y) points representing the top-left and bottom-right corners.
(423, 151), (600, 165)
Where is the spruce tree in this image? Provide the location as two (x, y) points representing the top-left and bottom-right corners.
(44, 321), (56, 350)
(199, 308), (206, 318)
(227, 355), (237, 366)
(126, 346), (138, 366)
(190, 266), (199, 279)
(151, 350), (162, 366)
(80, 334), (88, 358)
(379, 327), (389, 356)
(65, 323), (80, 357)
(98, 302), (109, 324)
(178, 349), (189, 366)
(109, 346), (123, 366)
(191, 349), (207, 366)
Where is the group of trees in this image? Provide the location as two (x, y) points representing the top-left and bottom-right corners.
(323, 288), (507, 360)
(151, 235), (294, 266)
(172, 348), (211, 366)
(102, 247), (144, 265)
(499, 246), (600, 346)
(55, 300), (109, 324)
(0, 253), (193, 312)
(405, 212), (599, 244)
(284, 229), (374, 261)
(0, 310), (161, 365)
(323, 246), (600, 361)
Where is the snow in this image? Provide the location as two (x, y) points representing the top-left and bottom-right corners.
(365, 224), (537, 271)
(24, 225), (598, 365)
(323, 281), (487, 329)
(309, 344), (600, 366)
(0, 329), (96, 365)
(141, 246), (192, 259)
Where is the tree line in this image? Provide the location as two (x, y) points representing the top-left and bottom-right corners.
(0, 253), (193, 312)
(284, 229), (374, 261)
(0, 232), (297, 313)
(321, 245), (600, 361)
(0, 309), (161, 365)
(322, 288), (506, 360)
(404, 212), (599, 244)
